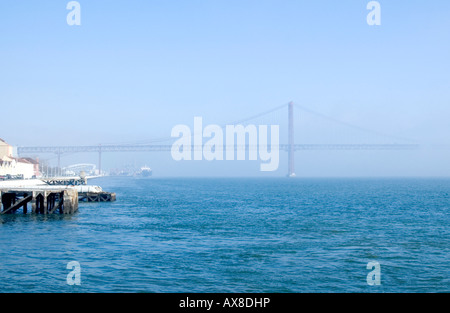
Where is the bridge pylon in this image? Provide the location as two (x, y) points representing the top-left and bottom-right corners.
(288, 101), (296, 177)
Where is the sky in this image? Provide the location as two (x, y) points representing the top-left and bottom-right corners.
(0, 0), (449, 177)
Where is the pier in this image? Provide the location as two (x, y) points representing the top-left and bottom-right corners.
(42, 177), (116, 203)
(79, 191), (116, 202)
(0, 175), (116, 216)
(0, 186), (78, 214)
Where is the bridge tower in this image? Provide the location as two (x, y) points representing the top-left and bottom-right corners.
(98, 144), (102, 176)
(288, 101), (296, 177)
(57, 149), (61, 177)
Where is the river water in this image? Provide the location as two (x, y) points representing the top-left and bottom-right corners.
(0, 177), (448, 292)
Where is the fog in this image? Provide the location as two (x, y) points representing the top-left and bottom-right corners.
(1, 0), (449, 177)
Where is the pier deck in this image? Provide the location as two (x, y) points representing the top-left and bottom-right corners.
(0, 186), (78, 214)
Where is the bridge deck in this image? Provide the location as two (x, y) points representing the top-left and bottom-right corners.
(17, 143), (423, 154)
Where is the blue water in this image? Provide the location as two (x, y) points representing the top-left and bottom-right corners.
(0, 178), (448, 293)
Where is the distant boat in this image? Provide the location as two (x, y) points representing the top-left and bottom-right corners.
(138, 166), (152, 177)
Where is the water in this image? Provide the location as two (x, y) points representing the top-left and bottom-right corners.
(0, 177), (448, 293)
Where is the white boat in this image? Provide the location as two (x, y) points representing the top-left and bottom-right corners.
(138, 166), (152, 177)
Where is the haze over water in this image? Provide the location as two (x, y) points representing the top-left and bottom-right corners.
(1, 1), (450, 178)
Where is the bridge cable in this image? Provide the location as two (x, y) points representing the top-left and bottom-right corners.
(294, 103), (418, 143)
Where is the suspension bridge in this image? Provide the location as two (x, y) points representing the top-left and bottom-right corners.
(16, 102), (426, 176)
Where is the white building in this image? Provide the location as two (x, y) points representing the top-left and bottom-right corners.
(0, 138), (13, 158)
(0, 138), (39, 179)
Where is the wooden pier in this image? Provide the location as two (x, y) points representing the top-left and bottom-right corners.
(79, 191), (116, 202)
(0, 187), (78, 214)
(43, 177), (116, 202)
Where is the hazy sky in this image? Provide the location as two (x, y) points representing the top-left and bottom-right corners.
(0, 0), (449, 176)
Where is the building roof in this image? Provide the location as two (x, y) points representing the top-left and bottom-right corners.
(17, 157), (39, 165)
(0, 155), (39, 165)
